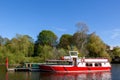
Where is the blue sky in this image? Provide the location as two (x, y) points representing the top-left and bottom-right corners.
(0, 0), (120, 46)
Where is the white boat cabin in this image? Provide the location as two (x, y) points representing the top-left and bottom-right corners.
(62, 51), (111, 67)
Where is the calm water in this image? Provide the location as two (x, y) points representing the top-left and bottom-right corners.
(0, 64), (119, 80)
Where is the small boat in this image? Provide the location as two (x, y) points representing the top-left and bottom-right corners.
(39, 51), (111, 73)
(7, 63), (41, 72)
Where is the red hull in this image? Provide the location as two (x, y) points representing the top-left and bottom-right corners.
(40, 65), (111, 73)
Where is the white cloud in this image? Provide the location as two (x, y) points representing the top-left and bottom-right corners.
(111, 29), (120, 39)
(52, 26), (67, 32)
(100, 28), (120, 46)
(39, 24), (67, 32)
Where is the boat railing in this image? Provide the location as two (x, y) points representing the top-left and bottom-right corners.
(81, 57), (109, 59)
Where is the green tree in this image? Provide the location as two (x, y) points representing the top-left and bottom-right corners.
(59, 34), (72, 49)
(4, 34), (34, 64)
(39, 45), (53, 61)
(87, 33), (109, 58)
(16, 34), (34, 57)
(6, 34), (34, 56)
(34, 44), (43, 57)
(34, 30), (58, 57)
(112, 46), (120, 57)
(0, 36), (4, 46)
(37, 30), (57, 46)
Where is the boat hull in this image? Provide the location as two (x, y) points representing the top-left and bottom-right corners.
(39, 65), (111, 73)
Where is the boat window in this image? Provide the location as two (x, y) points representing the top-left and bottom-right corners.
(104, 63), (106, 64)
(46, 60), (72, 65)
(69, 62), (72, 65)
(95, 63), (101, 67)
(86, 63), (92, 67)
(70, 52), (78, 56)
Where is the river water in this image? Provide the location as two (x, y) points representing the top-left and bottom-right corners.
(0, 64), (119, 80)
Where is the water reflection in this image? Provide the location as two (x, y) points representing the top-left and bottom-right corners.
(40, 71), (111, 80)
(5, 71), (111, 80)
(5, 72), (40, 80)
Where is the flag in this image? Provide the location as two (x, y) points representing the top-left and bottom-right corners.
(5, 57), (8, 69)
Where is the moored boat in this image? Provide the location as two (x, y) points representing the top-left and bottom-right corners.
(39, 51), (111, 73)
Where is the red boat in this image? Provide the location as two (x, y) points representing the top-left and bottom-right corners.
(39, 51), (111, 73)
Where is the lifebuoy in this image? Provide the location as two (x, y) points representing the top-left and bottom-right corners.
(60, 56), (64, 60)
(81, 59), (84, 62)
